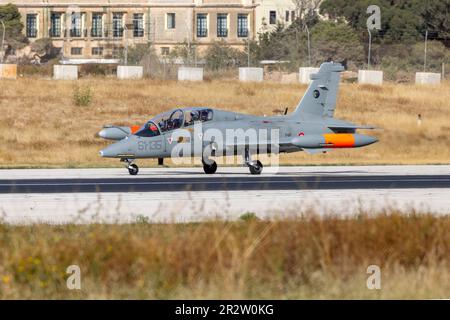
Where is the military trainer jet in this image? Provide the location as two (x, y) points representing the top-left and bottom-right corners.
(98, 62), (378, 175)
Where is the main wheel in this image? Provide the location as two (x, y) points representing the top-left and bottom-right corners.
(203, 160), (217, 174)
(249, 160), (263, 175)
(128, 164), (139, 175)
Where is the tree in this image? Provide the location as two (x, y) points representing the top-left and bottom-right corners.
(204, 40), (246, 71)
(310, 21), (365, 69)
(381, 41), (449, 76)
(319, 0), (448, 43)
(291, 0), (321, 28)
(170, 40), (198, 66)
(0, 3), (27, 50)
(30, 38), (59, 63)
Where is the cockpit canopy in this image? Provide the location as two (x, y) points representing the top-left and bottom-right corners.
(134, 108), (213, 137)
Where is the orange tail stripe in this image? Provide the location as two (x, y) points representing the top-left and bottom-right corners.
(323, 134), (355, 148)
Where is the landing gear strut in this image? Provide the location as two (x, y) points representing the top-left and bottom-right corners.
(202, 159), (217, 174)
(122, 158), (139, 175)
(244, 148), (263, 175)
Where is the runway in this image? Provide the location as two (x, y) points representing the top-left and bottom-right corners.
(0, 166), (449, 224)
(1, 174), (450, 194)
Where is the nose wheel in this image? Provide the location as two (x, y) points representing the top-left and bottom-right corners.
(128, 163), (139, 175)
(122, 158), (139, 175)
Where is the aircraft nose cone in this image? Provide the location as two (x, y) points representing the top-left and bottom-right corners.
(99, 140), (131, 158)
(99, 144), (117, 158)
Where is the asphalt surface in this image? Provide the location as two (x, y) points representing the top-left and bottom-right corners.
(1, 174), (450, 194)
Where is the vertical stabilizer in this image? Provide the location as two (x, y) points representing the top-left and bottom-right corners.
(292, 62), (344, 119)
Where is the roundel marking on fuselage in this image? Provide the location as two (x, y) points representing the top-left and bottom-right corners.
(313, 90), (320, 99)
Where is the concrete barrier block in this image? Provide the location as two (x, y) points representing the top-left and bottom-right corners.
(53, 65), (78, 80)
(415, 72), (441, 85)
(280, 73), (298, 84)
(178, 67), (203, 81)
(117, 65), (143, 80)
(299, 67), (319, 84)
(358, 70), (383, 85)
(239, 67), (264, 82)
(0, 64), (18, 80)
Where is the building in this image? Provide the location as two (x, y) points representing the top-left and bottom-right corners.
(254, 0), (296, 34)
(7, 0), (296, 61)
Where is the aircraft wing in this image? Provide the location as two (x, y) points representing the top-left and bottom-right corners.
(223, 139), (333, 155)
(224, 137), (294, 149)
(328, 124), (378, 130)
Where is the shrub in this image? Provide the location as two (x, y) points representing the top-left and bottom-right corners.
(240, 212), (259, 221)
(73, 85), (93, 107)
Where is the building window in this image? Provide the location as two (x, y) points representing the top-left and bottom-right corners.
(269, 11), (276, 24)
(91, 13), (103, 37)
(196, 13), (207, 37)
(167, 13), (176, 29)
(71, 47), (82, 55)
(112, 47), (121, 58)
(50, 13), (61, 37)
(133, 13), (144, 37)
(91, 47), (103, 55)
(291, 11), (296, 22)
(217, 13), (228, 37)
(161, 47), (170, 56)
(113, 13), (124, 37)
(70, 12), (82, 37)
(26, 14), (37, 38)
(285, 11), (289, 22)
(237, 14), (248, 37)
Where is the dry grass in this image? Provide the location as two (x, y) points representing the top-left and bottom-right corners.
(1, 212), (450, 299)
(0, 78), (449, 167)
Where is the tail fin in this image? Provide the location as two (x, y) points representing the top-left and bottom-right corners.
(292, 62), (344, 119)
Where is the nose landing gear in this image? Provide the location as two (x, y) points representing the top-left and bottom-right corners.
(122, 158), (139, 175)
(128, 163), (139, 175)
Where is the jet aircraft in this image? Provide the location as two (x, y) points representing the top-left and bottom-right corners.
(98, 62), (378, 175)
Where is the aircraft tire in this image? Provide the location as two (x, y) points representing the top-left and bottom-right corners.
(203, 161), (217, 174)
(128, 164), (139, 175)
(249, 160), (263, 175)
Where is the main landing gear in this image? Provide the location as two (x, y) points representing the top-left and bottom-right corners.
(244, 148), (263, 175)
(202, 159), (217, 174)
(122, 158), (139, 175)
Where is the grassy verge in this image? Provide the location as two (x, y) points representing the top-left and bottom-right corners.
(0, 79), (449, 168)
(1, 212), (450, 299)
